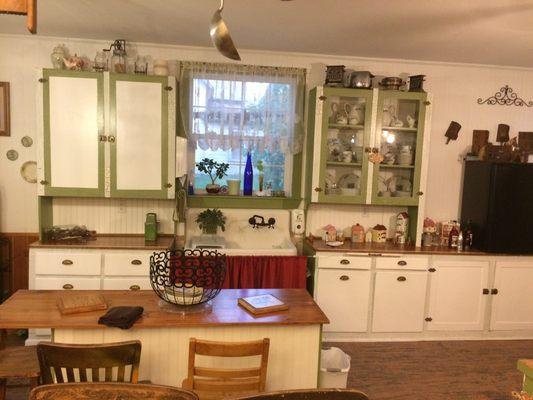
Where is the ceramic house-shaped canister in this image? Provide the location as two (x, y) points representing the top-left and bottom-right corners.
(395, 212), (409, 244)
(322, 224), (338, 243)
(351, 224), (365, 243)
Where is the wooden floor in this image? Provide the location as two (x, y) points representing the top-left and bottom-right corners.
(3, 338), (532, 399)
(329, 340), (533, 400)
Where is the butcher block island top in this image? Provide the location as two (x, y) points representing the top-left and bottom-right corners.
(0, 289), (329, 329)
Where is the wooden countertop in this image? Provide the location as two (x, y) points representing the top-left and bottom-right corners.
(0, 289), (329, 329)
(30, 235), (176, 250)
(307, 238), (490, 256)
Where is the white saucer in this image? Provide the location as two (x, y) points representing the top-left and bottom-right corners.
(326, 241), (344, 247)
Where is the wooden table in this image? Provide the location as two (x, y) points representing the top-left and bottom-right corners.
(0, 289), (328, 391)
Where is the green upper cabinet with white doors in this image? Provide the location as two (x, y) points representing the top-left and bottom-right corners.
(38, 69), (176, 199)
(306, 86), (430, 207)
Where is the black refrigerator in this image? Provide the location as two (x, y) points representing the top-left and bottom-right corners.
(461, 160), (533, 254)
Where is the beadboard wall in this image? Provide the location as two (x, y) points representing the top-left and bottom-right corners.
(3, 34), (533, 235)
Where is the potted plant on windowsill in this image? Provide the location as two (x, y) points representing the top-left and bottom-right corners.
(196, 158), (230, 194)
(196, 208), (227, 235)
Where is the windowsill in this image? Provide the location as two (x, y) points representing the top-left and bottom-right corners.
(187, 195), (302, 209)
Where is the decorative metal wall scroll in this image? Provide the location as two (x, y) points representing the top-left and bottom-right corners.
(477, 85), (533, 107)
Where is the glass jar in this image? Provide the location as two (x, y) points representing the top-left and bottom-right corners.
(111, 50), (127, 73)
(93, 51), (107, 72)
(153, 59), (168, 76)
(51, 45), (67, 69)
(135, 56), (147, 74)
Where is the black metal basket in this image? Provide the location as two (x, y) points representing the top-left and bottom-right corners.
(150, 249), (226, 306)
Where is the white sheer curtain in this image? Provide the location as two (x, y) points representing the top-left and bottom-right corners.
(179, 62), (306, 155)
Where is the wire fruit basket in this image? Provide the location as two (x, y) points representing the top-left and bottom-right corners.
(150, 249), (226, 307)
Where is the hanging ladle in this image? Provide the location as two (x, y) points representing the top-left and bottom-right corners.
(210, 0), (241, 60)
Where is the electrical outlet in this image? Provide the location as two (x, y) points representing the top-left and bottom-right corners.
(291, 209), (305, 235)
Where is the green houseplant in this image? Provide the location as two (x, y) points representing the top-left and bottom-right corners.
(196, 158), (230, 194)
(196, 208), (227, 235)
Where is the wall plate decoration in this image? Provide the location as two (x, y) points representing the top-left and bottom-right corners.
(6, 149), (18, 161)
(21, 136), (33, 147)
(20, 161), (37, 183)
(0, 82), (10, 136)
(477, 85), (533, 107)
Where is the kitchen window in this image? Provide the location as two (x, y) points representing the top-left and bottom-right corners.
(178, 62), (306, 200)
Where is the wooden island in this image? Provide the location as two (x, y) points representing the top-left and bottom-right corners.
(0, 289), (328, 391)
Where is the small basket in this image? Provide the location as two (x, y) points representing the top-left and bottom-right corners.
(150, 249), (226, 306)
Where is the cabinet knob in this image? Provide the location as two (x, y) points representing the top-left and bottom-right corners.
(340, 259), (350, 265)
(318, 95), (327, 101)
(491, 288), (498, 295)
(165, 183), (173, 188)
(38, 78), (48, 83)
(428, 268), (436, 272)
(482, 288), (490, 295)
(108, 135), (116, 143)
(61, 259), (73, 266)
(164, 86), (173, 91)
(39, 180), (48, 185)
(99, 135), (108, 142)
(425, 317), (432, 322)
(417, 191), (424, 196)
(424, 100), (431, 106)
(397, 276), (407, 282)
(339, 275), (350, 281)
(131, 259), (142, 265)
(397, 260), (407, 266)
(314, 187), (323, 192)
(129, 285), (141, 291)
(62, 284), (74, 290)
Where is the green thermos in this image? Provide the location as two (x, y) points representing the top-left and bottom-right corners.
(145, 213), (158, 242)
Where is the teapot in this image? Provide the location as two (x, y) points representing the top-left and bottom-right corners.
(345, 103), (363, 125)
(63, 54), (84, 71)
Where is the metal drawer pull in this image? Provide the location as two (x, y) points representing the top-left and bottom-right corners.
(62, 284), (74, 290)
(397, 276), (407, 282)
(129, 285), (141, 291)
(131, 259), (142, 265)
(62, 259), (73, 265)
(340, 259), (350, 265)
(491, 288), (498, 295)
(397, 260), (407, 266)
(339, 275), (350, 281)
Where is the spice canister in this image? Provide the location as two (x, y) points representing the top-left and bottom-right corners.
(145, 213), (158, 242)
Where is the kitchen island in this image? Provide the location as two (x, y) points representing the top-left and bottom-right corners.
(0, 289), (328, 390)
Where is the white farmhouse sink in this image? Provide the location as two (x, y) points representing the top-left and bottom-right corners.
(188, 236), (297, 256)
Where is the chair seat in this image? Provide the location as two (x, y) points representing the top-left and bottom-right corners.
(0, 345), (40, 379)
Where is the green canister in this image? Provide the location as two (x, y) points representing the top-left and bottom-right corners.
(145, 213), (158, 242)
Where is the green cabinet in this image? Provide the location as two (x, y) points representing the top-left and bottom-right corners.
(306, 86), (429, 207)
(38, 69), (176, 199)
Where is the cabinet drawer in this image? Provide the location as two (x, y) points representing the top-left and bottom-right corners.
(35, 277), (101, 290)
(317, 255), (371, 270)
(35, 252), (101, 275)
(372, 271), (428, 333)
(375, 255), (429, 271)
(103, 277), (152, 291)
(104, 252), (152, 276)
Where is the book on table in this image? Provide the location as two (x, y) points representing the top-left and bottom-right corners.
(238, 294), (289, 315)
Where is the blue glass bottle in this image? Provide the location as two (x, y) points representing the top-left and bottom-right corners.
(243, 152), (253, 196)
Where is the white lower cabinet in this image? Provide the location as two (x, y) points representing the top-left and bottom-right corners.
(426, 259), (489, 331)
(34, 276), (101, 290)
(372, 271), (428, 332)
(103, 277), (152, 291)
(316, 268), (371, 332)
(490, 260), (533, 330)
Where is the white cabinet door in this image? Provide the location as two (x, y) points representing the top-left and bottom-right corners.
(316, 269), (371, 332)
(372, 271), (428, 332)
(490, 261), (533, 330)
(427, 260), (489, 331)
(110, 75), (175, 198)
(42, 71), (104, 196)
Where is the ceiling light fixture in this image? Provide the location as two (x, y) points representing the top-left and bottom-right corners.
(210, 0), (241, 61)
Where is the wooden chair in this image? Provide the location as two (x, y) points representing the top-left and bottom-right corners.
(29, 382), (199, 400)
(234, 388), (369, 400)
(182, 337), (270, 400)
(37, 341), (141, 384)
(0, 329), (40, 400)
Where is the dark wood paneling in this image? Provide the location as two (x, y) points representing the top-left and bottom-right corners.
(0, 233), (38, 298)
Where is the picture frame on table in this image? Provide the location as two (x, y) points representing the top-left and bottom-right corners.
(0, 82), (10, 137)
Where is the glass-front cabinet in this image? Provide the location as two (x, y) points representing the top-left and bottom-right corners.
(306, 86), (429, 207)
(309, 87), (374, 204)
(372, 91), (427, 206)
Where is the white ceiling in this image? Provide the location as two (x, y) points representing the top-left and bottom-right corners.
(2, 0), (533, 67)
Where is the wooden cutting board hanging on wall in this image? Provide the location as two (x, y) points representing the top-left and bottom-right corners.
(0, 0), (37, 34)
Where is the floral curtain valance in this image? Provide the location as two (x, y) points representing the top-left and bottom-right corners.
(178, 61), (306, 155)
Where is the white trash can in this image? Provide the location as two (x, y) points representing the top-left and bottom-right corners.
(318, 347), (351, 388)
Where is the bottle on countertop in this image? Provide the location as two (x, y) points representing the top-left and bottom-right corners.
(457, 230), (464, 251)
(243, 152), (253, 196)
(464, 221), (474, 250)
(449, 224), (459, 248)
